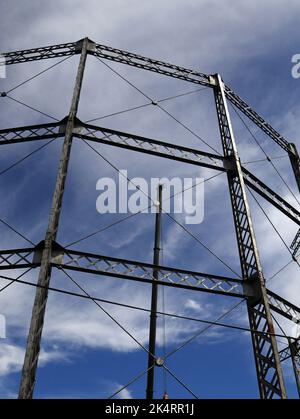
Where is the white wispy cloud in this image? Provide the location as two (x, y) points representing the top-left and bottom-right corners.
(0, 342), (67, 376)
(184, 299), (202, 312)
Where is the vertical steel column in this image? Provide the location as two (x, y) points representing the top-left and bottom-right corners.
(287, 146), (300, 397)
(289, 338), (300, 397)
(18, 38), (89, 399)
(289, 143), (300, 193)
(146, 185), (163, 400)
(212, 74), (287, 399)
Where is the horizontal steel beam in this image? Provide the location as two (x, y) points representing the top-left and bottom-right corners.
(267, 289), (300, 324)
(0, 120), (226, 171)
(1, 120), (300, 232)
(2, 42), (77, 65)
(75, 123), (300, 228)
(1, 246), (300, 325)
(91, 42), (212, 88)
(57, 248), (245, 298)
(0, 247), (36, 270)
(2, 38), (295, 160)
(224, 85), (292, 154)
(75, 122), (226, 172)
(1, 120), (299, 230)
(2, 40), (211, 87)
(91, 44), (297, 159)
(0, 122), (62, 145)
(242, 167), (300, 226)
(0, 244), (245, 298)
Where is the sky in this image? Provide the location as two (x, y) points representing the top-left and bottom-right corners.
(0, 0), (300, 399)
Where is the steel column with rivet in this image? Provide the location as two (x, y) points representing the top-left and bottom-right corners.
(146, 184), (163, 399)
(212, 73), (287, 399)
(289, 338), (300, 397)
(18, 38), (89, 399)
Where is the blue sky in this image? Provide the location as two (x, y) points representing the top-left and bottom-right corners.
(0, 0), (300, 399)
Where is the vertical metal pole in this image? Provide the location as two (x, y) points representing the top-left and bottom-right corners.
(287, 145), (300, 398)
(212, 73), (287, 399)
(18, 38), (89, 399)
(289, 338), (300, 397)
(146, 184), (163, 400)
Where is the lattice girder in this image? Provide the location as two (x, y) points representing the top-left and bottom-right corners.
(212, 73), (287, 399)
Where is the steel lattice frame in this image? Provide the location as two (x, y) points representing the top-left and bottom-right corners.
(0, 37), (300, 399)
(212, 74), (286, 398)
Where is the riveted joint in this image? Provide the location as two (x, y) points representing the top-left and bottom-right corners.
(209, 73), (224, 89)
(74, 38), (96, 54)
(223, 155), (238, 174)
(243, 273), (263, 307)
(33, 240), (65, 265)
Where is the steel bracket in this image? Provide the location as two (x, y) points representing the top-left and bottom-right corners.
(33, 240), (64, 265)
(58, 116), (84, 134)
(243, 274), (263, 307)
(75, 38), (96, 54)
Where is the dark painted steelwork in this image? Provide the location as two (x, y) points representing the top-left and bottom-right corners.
(212, 73), (286, 399)
(1, 246), (299, 328)
(242, 167), (300, 226)
(146, 185), (162, 399)
(0, 122), (62, 145)
(267, 290), (300, 323)
(289, 339), (300, 397)
(3, 38), (298, 158)
(76, 122), (226, 172)
(0, 37), (298, 398)
(18, 38), (89, 399)
(2, 121), (300, 228)
(2, 42), (77, 65)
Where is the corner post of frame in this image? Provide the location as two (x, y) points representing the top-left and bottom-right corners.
(18, 38), (89, 399)
(288, 337), (300, 397)
(210, 73), (287, 399)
